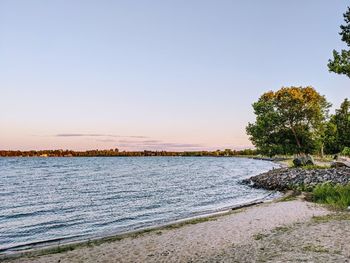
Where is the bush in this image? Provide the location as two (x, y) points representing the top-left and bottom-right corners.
(313, 183), (350, 209)
(341, 147), (350, 157)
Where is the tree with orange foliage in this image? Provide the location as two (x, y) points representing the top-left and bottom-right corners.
(246, 86), (331, 156)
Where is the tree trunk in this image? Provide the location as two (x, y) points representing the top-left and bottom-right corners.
(290, 126), (302, 152)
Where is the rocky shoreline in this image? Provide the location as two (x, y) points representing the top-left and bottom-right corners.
(243, 167), (350, 191)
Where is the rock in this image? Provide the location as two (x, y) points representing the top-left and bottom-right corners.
(331, 157), (350, 168)
(338, 156), (350, 162)
(305, 155), (315, 165)
(293, 158), (303, 167)
(331, 161), (348, 168)
(242, 167), (350, 191)
(293, 155), (315, 167)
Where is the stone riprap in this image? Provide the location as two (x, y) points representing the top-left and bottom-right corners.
(243, 167), (350, 191)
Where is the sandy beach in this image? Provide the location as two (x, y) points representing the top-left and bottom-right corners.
(5, 198), (349, 263)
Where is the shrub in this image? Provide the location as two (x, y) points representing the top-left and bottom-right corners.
(313, 183), (350, 210)
(341, 147), (350, 157)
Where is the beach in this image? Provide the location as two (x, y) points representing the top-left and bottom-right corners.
(0, 157), (280, 253)
(5, 197), (348, 263)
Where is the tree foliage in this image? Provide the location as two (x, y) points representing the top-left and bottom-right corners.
(328, 6), (350, 78)
(246, 87), (331, 156)
(324, 98), (350, 153)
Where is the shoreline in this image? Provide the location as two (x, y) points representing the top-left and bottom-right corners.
(1, 156), (282, 258)
(0, 194), (279, 259)
(4, 159), (332, 262)
(0, 155), (289, 159)
(2, 197), (331, 263)
(244, 166), (350, 191)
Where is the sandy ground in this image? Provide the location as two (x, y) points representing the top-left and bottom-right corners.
(208, 213), (350, 262)
(3, 199), (338, 263)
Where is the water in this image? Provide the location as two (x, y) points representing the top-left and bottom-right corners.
(0, 157), (279, 252)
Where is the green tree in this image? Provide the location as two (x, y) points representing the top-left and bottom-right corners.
(325, 98), (350, 153)
(328, 7), (350, 78)
(246, 87), (331, 156)
(323, 120), (339, 154)
(335, 98), (350, 149)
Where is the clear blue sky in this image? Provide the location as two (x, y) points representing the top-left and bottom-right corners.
(1, 0), (349, 151)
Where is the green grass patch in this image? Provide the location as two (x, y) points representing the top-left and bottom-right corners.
(163, 217), (217, 230)
(298, 165), (330, 170)
(279, 194), (298, 202)
(312, 183), (350, 210)
(273, 226), (290, 233)
(312, 213), (350, 223)
(278, 190), (300, 202)
(253, 233), (268, 240)
(281, 159), (294, 168)
(290, 183), (314, 192)
(302, 244), (329, 253)
(314, 155), (334, 163)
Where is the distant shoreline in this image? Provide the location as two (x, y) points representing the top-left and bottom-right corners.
(0, 149), (258, 158)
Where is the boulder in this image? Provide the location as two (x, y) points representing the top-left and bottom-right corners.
(331, 157), (350, 168)
(293, 158), (303, 167)
(293, 155), (315, 167)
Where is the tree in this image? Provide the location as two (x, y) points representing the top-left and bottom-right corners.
(334, 98), (350, 149)
(323, 120), (338, 154)
(324, 98), (350, 153)
(246, 87), (331, 156)
(328, 6), (350, 78)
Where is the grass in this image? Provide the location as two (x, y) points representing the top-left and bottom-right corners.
(314, 155), (334, 163)
(280, 158), (294, 167)
(253, 226), (290, 242)
(285, 182), (350, 211)
(163, 216), (217, 230)
(290, 183), (314, 193)
(302, 244), (329, 253)
(312, 213), (350, 223)
(273, 226), (290, 233)
(298, 165), (330, 170)
(282, 161), (330, 169)
(253, 233), (269, 240)
(312, 183), (350, 210)
(278, 190), (300, 202)
(278, 194), (298, 202)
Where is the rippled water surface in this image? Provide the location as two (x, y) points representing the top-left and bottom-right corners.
(0, 157), (279, 252)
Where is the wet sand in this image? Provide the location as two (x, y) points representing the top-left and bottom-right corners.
(2, 199), (335, 263)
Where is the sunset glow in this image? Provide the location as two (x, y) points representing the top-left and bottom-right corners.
(1, 1), (349, 151)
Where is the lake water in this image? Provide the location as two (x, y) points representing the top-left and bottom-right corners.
(0, 157), (279, 253)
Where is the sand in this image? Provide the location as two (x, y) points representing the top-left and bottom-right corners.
(3, 199), (338, 263)
(207, 213), (350, 262)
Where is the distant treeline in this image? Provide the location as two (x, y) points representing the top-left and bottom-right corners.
(0, 148), (257, 157)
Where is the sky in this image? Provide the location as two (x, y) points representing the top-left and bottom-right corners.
(1, 0), (349, 151)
